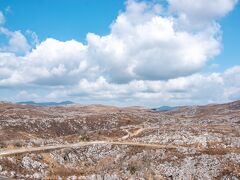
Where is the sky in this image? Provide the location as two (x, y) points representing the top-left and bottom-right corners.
(0, 0), (239, 107)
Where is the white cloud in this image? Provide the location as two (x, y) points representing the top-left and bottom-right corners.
(88, 0), (221, 82)
(0, 0), (230, 85)
(222, 66), (240, 100)
(224, 66), (240, 86)
(42, 66), (240, 106)
(168, 0), (238, 23)
(168, 0), (238, 33)
(0, 27), (31, 55)
(16, 91), (39, 101)
(0, 11), (31, 55)
(26, 30), (40, 46)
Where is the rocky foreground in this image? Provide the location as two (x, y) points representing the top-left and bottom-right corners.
(0, 101), (240, 179)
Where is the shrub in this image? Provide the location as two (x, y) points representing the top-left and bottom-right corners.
(79, 135), (90, 142)
(128, 165), (137, 174)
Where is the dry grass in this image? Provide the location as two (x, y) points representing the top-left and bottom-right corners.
(0, 101), (240, 179)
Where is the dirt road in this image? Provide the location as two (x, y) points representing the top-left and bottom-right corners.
(1, 140), (238, 157)
(0, 176), (11, 180)
(0, 141), (176, 157)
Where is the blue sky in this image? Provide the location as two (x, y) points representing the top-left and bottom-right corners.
(0, 0), (125, 42)
(0, 0), (239, 107)
(217, 4), (240, 70)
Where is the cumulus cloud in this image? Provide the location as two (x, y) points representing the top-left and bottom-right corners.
(87, 0), (221, 82)
(0, 0), (224, 85)
(0, 0), (239, 106)
(0, 27), (31, 55)
(42, 66), (240, 106)
(168, 0), (238, 20)
(222, 66), (240, 100)
(168, 0), (238, 31)
(0, 11), (32, 55)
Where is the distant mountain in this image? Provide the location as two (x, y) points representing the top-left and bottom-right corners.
(152, 106), (177, 112)
(17, 101), (74, 106)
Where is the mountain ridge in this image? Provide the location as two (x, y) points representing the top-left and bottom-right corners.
(16, 101), (74, 106)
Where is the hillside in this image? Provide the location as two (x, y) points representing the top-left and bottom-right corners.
(0, 101), (239, 179)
